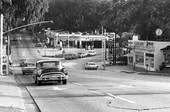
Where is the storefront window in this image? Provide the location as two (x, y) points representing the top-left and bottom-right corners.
(146, 53), (154, 68)
(135, 52), (144, 65)
(165, 54), (170, 67)
(129, 57), (133, 63)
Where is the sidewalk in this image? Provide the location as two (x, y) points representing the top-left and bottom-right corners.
(97, 61), (170, 76)
(0, 70), (26, 112)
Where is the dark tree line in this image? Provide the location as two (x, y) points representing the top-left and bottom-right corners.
(1, 0), (170, 41)
(46, 0), (170, 41)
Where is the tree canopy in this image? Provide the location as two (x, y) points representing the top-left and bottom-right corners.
(0, 0), (49, 32)
(46, 0), (170, 41)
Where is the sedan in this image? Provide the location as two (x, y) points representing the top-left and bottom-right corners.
(33, 60), (68, 85)
(77, 52), (87, 58)
(19, 59), (27, 67)
(21, 63), (35, 75)
(84, 62), (98, 70)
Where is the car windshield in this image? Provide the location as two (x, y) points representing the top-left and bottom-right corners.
(88, 50), (94, 53)
(37, 61), (60, 68)
(88, 62), (96, 65)
(27, 63), (34, 67)
(20, 59), (26, 62)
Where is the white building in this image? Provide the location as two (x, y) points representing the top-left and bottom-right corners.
(45, 30), (109, 48)
(126, 40), (170, 71)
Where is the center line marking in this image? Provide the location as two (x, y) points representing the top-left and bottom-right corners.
(73, 83), (84, 86)
(91, 91), (104, 95)
(106, 93), (137, 104)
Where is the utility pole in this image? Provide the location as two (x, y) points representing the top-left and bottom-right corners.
(102, 26), (106, 70)
(6, 32), (10, 74)
(0, 14), (3, 75)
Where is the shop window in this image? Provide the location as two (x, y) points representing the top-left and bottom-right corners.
(135, 52), (144, 65)
(145, 53), (154, 68)
(129, 57), (133, 63)
(165, 54), (170, 67)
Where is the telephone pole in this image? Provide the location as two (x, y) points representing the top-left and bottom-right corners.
(0, 14), (3, 75)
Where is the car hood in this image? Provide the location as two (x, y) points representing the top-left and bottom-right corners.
(41, 67), (62, 74)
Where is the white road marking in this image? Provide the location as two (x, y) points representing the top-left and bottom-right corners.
(52, 87), (67, 91)
(91, 91), (104, 95)
(105, 96), (115, 100)
(106, 93), (136, 104)
(73, 83), (84, 86)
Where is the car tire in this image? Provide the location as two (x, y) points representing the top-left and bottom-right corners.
(34, 77), (37, 84)
(63, 80), (67, 85)
(23, 72), (25, 75)
(37, 80), (41, 85)
(35, 77), (41, 85)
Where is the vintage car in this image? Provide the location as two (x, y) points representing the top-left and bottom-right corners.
(33, 60), (68, 85)
(86, 50), (96, 57)
(77, 52), (87, 58)
(64, 53), (78, 60)
(84, 62), (98, 70)
(20, 59), (28, 67)
(21, 63), (35, 75)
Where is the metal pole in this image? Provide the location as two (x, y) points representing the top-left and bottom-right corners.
(3, 20), (53, 35)
(67, 33), (69, 54)
(0, 14), (3, 75)
(6, 34), (10, 74)
(103, 37), (106, 70)
(102, 26), (106, 70)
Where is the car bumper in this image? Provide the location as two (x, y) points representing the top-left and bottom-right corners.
(37, 75), (68, 81)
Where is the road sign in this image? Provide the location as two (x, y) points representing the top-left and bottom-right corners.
(155, 28), (163, 36)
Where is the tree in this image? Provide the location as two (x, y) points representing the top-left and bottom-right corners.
(0, 0), (49, 32)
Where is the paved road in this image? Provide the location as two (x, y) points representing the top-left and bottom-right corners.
(11, 33), (170, 112)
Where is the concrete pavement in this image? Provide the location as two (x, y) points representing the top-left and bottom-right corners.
(0, 70), (26, 112)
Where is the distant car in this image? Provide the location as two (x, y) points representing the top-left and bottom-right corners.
(21, 63), (35, 75)
(20, 59), (28, 67)
(35, 43), (45, 47)
(77, 52), (87, 58)
(86, 50), (96, 57)
(11, 36), (18, 41)
(33, 60), (68, 85)
(64, 54), (73, 60)
(84, 62), (98, 70)
(64, 54), (78, 60)
(72, 54), (79, 59)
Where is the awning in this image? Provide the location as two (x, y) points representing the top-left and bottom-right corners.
(124, 53), (133, 57)
(160, 45), (170, 51)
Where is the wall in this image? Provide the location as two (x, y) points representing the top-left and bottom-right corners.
(154, 42), (170, 71)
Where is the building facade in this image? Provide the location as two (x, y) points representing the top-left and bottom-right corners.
(45, 30), (110, 49)
(126, 40), (170, 71)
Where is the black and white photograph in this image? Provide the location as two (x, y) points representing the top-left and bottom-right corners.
(0, 0), (170, 112)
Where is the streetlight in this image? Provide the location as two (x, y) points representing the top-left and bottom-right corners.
(0, 15), (53, 75)
(102, 26), (106, 70)
(67, 32), (69, 54)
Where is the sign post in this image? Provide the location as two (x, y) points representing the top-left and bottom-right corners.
(0, 14), (3, 75)
(155, 28), (163, 41)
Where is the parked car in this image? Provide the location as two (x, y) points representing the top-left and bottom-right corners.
(86, 50), (96, 57)
(64, 53), (78, 60)
(77, 52), (87, 58)
(10, 36), (18, 41)
(84, 62), (98, 70)
(20, 59), (28, 67)
(21, 63), (35, 75)
(34, 43), (45, 47)
(33, 60), (68, 85)
(64, 54), (73, 60)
